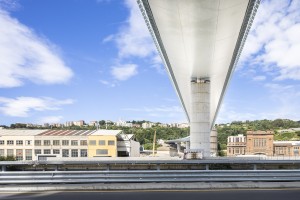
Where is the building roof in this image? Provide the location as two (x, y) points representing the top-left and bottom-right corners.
(273, 141), (300, 146)
(0, 129), (47, 136)
(37, 130), (97, 136)
(90, 130), (123, 136)
(246, 130), (274, 135)
(0, 129), (123, 137)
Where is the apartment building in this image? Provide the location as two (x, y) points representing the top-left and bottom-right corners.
(0, 129), (140, 161)
(227, 134), (246, 156)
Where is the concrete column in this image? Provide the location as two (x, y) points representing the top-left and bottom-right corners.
(176, 143), (181, 153)
(190, 80), (210, 157)
(186, 141), (190, 150)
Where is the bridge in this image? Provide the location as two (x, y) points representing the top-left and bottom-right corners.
(137, 0), (260, 157)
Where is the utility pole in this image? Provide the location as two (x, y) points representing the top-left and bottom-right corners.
(152, 130), (156, 157)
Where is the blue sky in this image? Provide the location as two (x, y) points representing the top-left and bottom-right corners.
(0, 0), (300, 126)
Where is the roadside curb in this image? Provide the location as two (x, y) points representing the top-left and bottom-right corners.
(1, 182), (300, 192)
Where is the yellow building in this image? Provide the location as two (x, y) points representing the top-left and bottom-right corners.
(0, 129), (140, 160)
(87, 131), (118, 157)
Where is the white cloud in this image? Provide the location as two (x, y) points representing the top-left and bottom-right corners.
(0, 8), (73, 88)
(38, 116), (63, 124)
(0, 0), (19, 11)
(253, 75), (266, 81)
(217, 82), (300, 123)
(100, 79), (116, 87)
(111, 64), (138, 81)
(240, 0), (300, 80)
(0, 97), (73, 117)
(102, 0), (163, 82)
(114, 0), (156, 58)
(102, 34), (114, 43)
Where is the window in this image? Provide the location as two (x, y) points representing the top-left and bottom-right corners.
(80, 149), (87, 157)
(35, 149), (41, 155)
(7, 140), (14, 145)
(98, 140), (105, 145)
(7, 149), (14, 156)
(71, 149), (78, 157)
(53, 149), (60, 154)
(71, 140), (78, 146)
(16, 149), (23, 161)
(0, 149), (4, 156)
(44, 149), (51, 154)
(80, 140), (87, 146)
(43, 140), (51, 146)
(35, 140), (41, 146)
(89, 140), (96, 146)
(25, 149), (32, 160)
(0, 140), (4, 145)
(25, 140), (32, 145)
(16, 140), (23, 145)
(53, 140), (60, 146)
(96, 149), (108, 155)
(62, 140), (69, 146)
(108, 140), (115, 146)
(62, 149), (69, 157)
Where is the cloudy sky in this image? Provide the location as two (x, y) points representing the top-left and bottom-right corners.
(0, 0), (300, 125)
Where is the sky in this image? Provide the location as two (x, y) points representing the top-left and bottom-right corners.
(0, 0), (300, 126)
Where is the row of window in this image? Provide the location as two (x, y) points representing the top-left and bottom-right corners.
(0, 148), (110, 159)
(0, 149), (32, 160)
(34, 149), (88, 157)
(34, 140), (88, 146)
(1, 140), (115, 146)
(88, 140), (115, 146)
(228, 147), (245, 155)
(0, 140), (32, 146)
(253, 138), (267, 147)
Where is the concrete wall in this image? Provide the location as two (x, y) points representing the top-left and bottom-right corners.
(130, 140), (140, 157)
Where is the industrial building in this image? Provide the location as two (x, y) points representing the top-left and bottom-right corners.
(0, 129), (140, 161)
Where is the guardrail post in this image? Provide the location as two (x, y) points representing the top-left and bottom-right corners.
(253, 164), (257, 170)
(156, 164), (160, 171)
(205, 164), (209, 170)
(106, 164), (110, 171)
(1, 165), (6, 172)
(55, 165), (58, 171)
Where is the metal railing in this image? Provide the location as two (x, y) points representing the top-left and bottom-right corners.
(1, 170), (300, 184)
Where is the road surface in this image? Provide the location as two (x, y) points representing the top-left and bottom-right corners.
(1, 189), (300, 200)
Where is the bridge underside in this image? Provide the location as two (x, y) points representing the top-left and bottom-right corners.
(138, 0), (259, 157)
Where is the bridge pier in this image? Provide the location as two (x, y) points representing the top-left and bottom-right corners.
(190, 79), (211, 158)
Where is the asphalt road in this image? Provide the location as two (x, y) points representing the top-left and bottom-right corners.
(1, 189), (300, 200)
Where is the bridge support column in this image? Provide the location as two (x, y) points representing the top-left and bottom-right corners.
(190, 79), (210, 158)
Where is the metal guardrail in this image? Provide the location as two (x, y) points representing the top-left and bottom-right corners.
(1, 170), (300, 184)
(2, 158), (300, 166)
